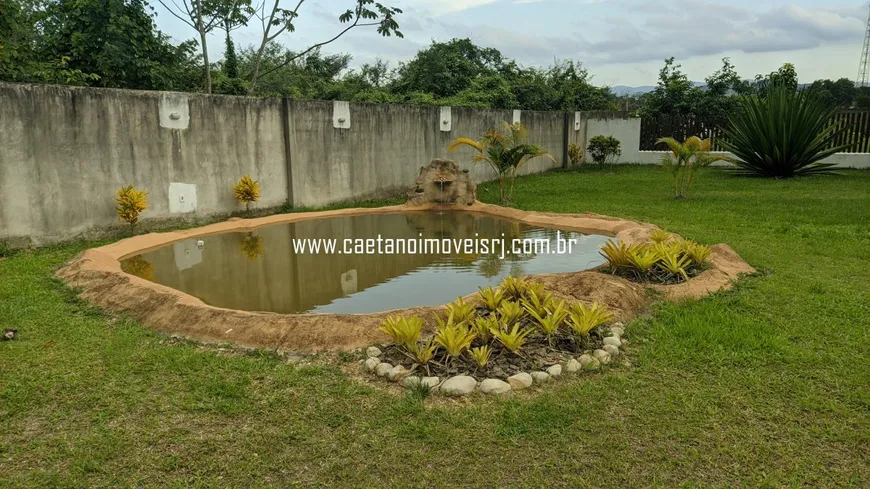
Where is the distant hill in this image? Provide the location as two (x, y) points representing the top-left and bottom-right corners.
(611, 82), (705, 96)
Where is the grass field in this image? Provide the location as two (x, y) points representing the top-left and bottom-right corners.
(1, 165), (869, 488)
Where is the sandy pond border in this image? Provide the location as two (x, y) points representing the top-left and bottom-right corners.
(56, 202), (755, 353)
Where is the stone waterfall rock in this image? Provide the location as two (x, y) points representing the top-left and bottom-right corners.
(407, 159), (477, 206)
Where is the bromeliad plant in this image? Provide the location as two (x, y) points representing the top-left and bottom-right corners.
(521, 286), (554, 318)
(566, 302), (613, 346)
(478, 286), (506, 311)
(649, 229), (673, 244)
(497, 300), (525, 326)
(445, 297), (477, 325)
(379, 316), (423, 349)
(434, 323), (477, 359)
(369, 275), (619, 382)
(500, 275), (529, 301)
(491, 323), (534, 354)
(720, 83), (853, 177)
(526, 300), (570, 344)
(658, 136), (726, 199)
(408, 338), (438, 366)
(469, 346), (493, 368)
(449, 122), (555, 204)
(471, 315), (498, 343)
(599, 234), (712, 284)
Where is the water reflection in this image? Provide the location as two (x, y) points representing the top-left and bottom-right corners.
(239, 233), (264, 261)
(121, 212), (609, 314)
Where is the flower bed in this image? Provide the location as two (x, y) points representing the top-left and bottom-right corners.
(360, 275), (629, 396)
(599, 230), (711, 284)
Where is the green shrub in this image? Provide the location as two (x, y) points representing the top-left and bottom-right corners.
(721, 83), (852, 177)
(587, 135), (621, 170)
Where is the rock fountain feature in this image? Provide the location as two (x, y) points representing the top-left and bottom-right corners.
(407, 158), (476, 206)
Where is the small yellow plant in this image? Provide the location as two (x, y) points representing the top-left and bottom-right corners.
(568, 143), (584, 166)
(526, 300), (569, 338)
(628, 248), (659, 274)
(469, 345), (493, 368)
(379, 316), (423, 348)
(233, 175), (261, 212)
(657, 249), (691, 280)
(407, 338), (439, 365)
(599, 239), (635, 272)
(684, 241), (711, 266)
(478, 286), (505, 311)
(491, 323), (534, 353)
(434, 310), (465, 332)
(649, 229), (672, 244)
(445, 296), (477, 324)
(500, 275), (529, 300)
(497, 300), (525, 325)
(521, 287), (554, 318)
(472, 315), (498, 343)
(524, 280), (547, 301)
(115, 185), (148, 233)
(567, 302), (613, 337)
(434, 324), (476, 358)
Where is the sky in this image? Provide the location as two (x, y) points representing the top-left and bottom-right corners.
(152, 0), (870, 87)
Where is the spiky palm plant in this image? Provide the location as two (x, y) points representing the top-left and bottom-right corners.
(720, 83), (852, 177)
(449, 122), (555, 204)
(658, 136), (726, 199)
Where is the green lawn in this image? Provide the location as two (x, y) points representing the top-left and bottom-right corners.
(1, 166), (869, 488)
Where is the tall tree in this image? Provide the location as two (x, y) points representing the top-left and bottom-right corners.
(31, 0), (194, 89)
(755, 62), (798, 92)
(809, 78), (858, 108)
(392, 38), (503, 98)
(247, 0), (402, 94)
(156, 0), (253, 93)
(637, 57), (702, 118)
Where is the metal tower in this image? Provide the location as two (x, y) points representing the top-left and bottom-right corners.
(858, 3), (870, 87)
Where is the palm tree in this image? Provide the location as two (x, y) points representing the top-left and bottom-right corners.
(657, 136), (726, 199)
(449, 122), (554, 204)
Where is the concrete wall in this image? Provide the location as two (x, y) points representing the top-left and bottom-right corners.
(0, 83), (288, 245)
(584, 116), (870, 169)
(3, 82), (868, 246)
(287, 102), (564, 207)
(585, 116), (643, 163)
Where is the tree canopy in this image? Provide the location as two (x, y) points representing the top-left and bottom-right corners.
(2, 2), (866, 117)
